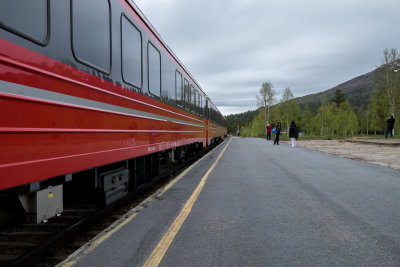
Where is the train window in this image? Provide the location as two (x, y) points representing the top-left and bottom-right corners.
(71, 0), (111, 73)
(175, 71), (183, 107)
(195, 90), (198, 114)
(195, 91), (199, 115)
(0, 0), (49, 45)
(184, 79), (190, 110)
(194, 90), (197, 114)
(198, 93), (202, 116)
(191, 86), (196, 106)
(198, 94), (202, 108)
(121, 15), (142, 89)
(190, 85), (196, 113)
(148, 42), (161, 97)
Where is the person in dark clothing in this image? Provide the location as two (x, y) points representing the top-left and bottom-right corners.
(289, 120), (299, 147)
(273, 122), (281, 145)
(385, 115), (395, 138)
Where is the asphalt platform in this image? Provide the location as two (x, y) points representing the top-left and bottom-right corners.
(60, 137), (400, 266)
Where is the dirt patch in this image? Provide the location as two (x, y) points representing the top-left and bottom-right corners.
(286, 139), (400, 171)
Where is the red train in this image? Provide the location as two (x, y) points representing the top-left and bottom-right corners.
(0, 0), (226, 223)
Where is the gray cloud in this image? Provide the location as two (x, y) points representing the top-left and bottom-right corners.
(134, 0), (400, 115)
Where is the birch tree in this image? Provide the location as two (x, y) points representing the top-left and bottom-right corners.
(280, 87), (294, 134)
(316, 98), (332, 135)
(256, 82), (275, 129)
(371, 48), (400, 135)
(374, 48), (400, 135)
(301, 104), (313, 135)
(381, 48), (400, 117)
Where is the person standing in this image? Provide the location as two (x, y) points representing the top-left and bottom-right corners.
(385, 115), (395, 138)
(273, 122), (281, 145)
(289, 120), (299, 147)
(266, 123), (273, 140)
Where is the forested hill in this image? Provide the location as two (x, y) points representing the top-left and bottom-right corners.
(225, 109), (259, 134)
(226, 68), (377, 134)
(296, 70), (375, 112)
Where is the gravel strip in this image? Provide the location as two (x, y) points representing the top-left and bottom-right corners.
(287, 139), (400, 171)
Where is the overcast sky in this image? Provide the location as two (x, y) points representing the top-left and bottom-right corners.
(134, 0), (400, 115)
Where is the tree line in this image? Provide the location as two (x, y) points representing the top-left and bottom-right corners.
(232, 48), (400, 138)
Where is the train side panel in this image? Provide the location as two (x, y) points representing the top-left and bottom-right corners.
(0, 0), (210, 191)
(0, 39), (203, 190)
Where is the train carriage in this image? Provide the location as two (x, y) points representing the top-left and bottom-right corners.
(0, 0), (226, 223)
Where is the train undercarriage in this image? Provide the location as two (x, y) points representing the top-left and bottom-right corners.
(0, 141), (217, 227)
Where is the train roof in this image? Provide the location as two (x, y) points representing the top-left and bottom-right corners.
(126, 1), (201, 91)
(126, 0), (225, 119)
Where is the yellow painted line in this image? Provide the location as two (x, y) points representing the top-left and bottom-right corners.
(156, 139), (228, 197)
(143, 138), (232, 267)
(59, 138), (230, 267)
(156, 155), (205, 197)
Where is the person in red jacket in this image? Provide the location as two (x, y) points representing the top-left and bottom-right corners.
(266, 123), (273, 140)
